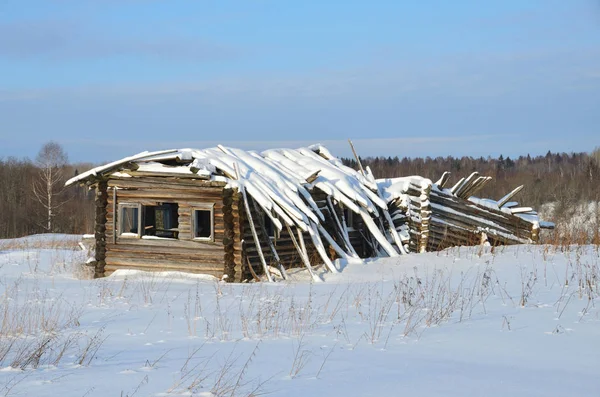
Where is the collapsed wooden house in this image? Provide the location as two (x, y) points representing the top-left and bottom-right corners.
(67, 144), (553, 281)
(379, 173), (554, 253)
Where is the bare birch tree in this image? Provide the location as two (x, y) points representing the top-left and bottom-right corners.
(32, 142), (69, 232)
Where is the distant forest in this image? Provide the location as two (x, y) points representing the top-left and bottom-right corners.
(1, 143), (599, 240)
(343, 149), (600, 212)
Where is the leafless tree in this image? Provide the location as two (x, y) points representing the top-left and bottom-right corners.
(32, 142), (69, 232)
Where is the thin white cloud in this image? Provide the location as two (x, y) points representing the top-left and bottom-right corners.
(0, 19), (238, 61)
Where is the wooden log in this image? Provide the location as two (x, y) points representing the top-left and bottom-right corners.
(358, 207), (399, 257)
(460, 176), (489, 199)
(435, 171), (451, 188)
(123, 170), (211, 179)
(497, 185), (524, 208)
(325, 196), (358, 257)
(289, 224), (320, 282)
(251, 196), (288, 280)
(509, 207), (534, 214)
(431, 190), (535, 231)
(454, 172), (479, 198)
(237, 168), (273, 282)
(109, 177), (226, 189)
(94, 180), (108, 278)
(450, 177), (465, 195)
(112, 187), (117, 244)
(348, 139), (365, 176)
(104, 261), (223, 274)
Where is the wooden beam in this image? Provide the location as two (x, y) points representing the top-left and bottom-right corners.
(235, 163), (273, 282)
(287, 224), (321, 282)
(348, 139), (365, 176)
(450, 177), (465, 195)
(435, 171), (451, 188)
(497, 185), (524, 208)
(251, 197), (288, 280)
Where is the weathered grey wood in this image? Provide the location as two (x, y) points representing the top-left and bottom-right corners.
(510, 207), (534, 214)
(454, 172), (479, 198)
(435, 171), (451, 188)
(497, 185), (524, 208)
(307, 221), (339, 273)
(290, 224), (320, 282)
(348, 139), (365, 176)
(238, 168), (273, 282)
(108, 177), (227, 188)
(124, 170), (211, 179)
(94, 181), (108, 278)
(115, 237), (224, 248)
(325, 196), (358, 257)
(112, 186), (117, 244)
(450, 177), (465, 195)
(251, 196), (288, 280)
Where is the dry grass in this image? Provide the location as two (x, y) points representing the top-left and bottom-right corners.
(0, 235), (81, 251)
(0, 280), (100, 370)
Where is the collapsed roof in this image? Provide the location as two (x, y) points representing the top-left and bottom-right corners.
(67, 145), (406, 278)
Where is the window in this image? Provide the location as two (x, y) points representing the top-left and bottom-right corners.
(192, 204), (214, 241)
(119, 203), (141, 237)
(343, 206), (355, 230)
(263, 213), (277, 240)
(143, 203), (179, 238)
(118, 202), (179, 239)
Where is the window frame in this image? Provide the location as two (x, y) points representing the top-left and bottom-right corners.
(342, 205), (355, 231)
(191, 203), (215, 242)
(142, 202), (180, 239)
(263, 213), (279, 242)
(118, 202), (142, 238)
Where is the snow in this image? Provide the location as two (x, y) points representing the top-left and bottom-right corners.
(377, 176), (432, 203)
(2, 234), (599, 396)
(540, 201), (599, 236)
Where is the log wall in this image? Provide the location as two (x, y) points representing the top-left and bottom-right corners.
(388, 180), (539, 253)
(103, 177), (229, 278)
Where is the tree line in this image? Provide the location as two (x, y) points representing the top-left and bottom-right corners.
(0, 142), (95, 239)
(1, 143), (599, 240)
(346, 149), (600, 226)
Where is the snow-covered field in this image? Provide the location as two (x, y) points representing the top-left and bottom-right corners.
(1, 235), (599, 396)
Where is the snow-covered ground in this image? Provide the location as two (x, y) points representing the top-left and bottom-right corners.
(1, 235), (599, 396)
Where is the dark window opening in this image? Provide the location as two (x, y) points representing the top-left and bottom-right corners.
(264, 213), (275, 238)
(343, 207), (355, 230)
(193, 209), (212, 240)
(143, 203), (179, 238)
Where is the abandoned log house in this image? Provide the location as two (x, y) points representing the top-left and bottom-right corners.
(66, 144), (553, 282)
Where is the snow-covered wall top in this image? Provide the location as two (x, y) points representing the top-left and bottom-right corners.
(376, 176), (553, 231)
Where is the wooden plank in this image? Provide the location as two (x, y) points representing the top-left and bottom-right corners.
(497, 185), (524, 208)
(109, 177), (226, 188)
(107, 251), (225, 265)
(107, 242), (223, 255)
(435, 171), (451, 188)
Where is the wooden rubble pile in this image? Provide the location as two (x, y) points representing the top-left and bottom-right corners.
(386, 171), (554, 253)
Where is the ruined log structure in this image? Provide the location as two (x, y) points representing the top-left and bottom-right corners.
(67, 145), (553, 281)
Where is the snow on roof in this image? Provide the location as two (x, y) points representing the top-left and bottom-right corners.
(66, 144), (391, 236)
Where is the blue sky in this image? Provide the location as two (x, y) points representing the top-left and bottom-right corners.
(1, 0), (599, 162)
